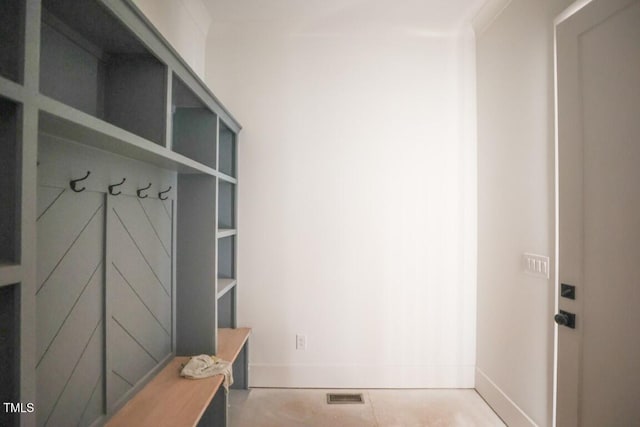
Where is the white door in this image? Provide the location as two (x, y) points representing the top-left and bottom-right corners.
(555, 0), (640, 426)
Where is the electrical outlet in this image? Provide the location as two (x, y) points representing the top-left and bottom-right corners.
(523, 253), (550, 279)
(296, 334), (307, 350)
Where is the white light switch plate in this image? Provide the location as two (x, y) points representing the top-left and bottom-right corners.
(523, 253), (550, 279)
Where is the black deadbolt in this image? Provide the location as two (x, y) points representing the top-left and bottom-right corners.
(561, 283), (576, 300)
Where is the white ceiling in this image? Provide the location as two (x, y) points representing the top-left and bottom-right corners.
(203, 0), (487, 33)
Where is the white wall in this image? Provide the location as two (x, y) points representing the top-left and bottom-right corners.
(131, 0), (211, 78)
(206, 22), (478, 387)
(474, 0), (571, 425)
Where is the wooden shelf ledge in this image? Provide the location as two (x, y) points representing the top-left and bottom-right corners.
(106, 327), (251, 427)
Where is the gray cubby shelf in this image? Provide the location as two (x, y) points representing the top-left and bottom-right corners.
(172, 74), (217, 168)
(0, 283), (20, 427)
(217, 287), (235, 329)
(218, 120), (236, 178)
(0, 96), (20, 267)
(218, 180), (235, 230)
(217, 234), (236, 328)
(0, 0), (24, 84)
(217, 235), (235, 281)
(38, 98), (217, 175)
(40, 0), (166, 145)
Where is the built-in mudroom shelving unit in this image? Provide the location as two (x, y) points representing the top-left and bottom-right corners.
(217, 120), (237, 329)
(0, 0), (244, 426)
(0, 18), (22, 421)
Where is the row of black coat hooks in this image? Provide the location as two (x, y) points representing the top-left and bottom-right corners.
(69, 171), (172, 200)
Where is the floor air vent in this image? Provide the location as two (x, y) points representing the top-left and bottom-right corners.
(326, 393), (365, 404)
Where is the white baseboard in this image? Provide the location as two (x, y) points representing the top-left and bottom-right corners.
(475, 368), (538, 427)
(248, 364), (475, 389)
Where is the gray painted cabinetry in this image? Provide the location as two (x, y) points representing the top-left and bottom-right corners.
(0, 0), (241, 426)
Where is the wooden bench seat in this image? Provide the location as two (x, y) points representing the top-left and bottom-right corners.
(106, 328), (251, 427)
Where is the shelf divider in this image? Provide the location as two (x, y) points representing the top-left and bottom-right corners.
(0, 264), (21, 288)
(0, 76), (25, 103)
(217, 172), (238, 185)
(217, 229), (236, 239)
(217, 278), (237, 300)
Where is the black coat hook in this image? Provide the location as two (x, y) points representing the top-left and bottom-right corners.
(158, 186), (172, 200)
(137, 183), (152, 199)
(70, 171), (91, 192)
(109, 178), (126, 196)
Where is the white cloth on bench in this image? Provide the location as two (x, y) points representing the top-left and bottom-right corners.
(180, 355), (233, 391)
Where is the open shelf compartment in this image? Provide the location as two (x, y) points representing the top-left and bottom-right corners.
(218, 180), (235, 230)
(0, 283), (20, 427)
(40, 0), (166, 145)
(217, 234), (236, 324)
(38, 105), (216, 175)
(0, 97), (20, 265)
(218, 120), (236, 178)
(172, 74), (217, 168)
(0, 0), (24, 83)
(217, 288), (235, 329)
(217, 235), (235, 282)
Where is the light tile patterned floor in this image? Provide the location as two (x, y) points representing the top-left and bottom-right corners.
(229, 389), (505, 427)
